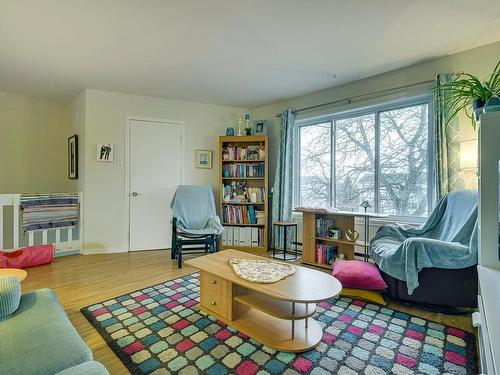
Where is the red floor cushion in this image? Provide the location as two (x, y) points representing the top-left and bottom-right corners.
(333, 259), (387, 290)
(0, 244), (54, 268)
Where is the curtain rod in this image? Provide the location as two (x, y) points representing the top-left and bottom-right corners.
(275, 79), (435, 117)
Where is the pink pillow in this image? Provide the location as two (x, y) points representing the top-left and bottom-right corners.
(332, 260), (387, 290)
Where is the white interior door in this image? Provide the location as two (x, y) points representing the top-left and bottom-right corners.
(129, 119), (183, 251)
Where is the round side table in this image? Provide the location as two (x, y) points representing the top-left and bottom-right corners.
(0, 268), (27, 282)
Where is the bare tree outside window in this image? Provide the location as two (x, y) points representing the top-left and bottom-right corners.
(297, 101), (430, 217)
(379, 104), (428, 216)
(299, 123), (331, 206)
(335, 114), (375, 211)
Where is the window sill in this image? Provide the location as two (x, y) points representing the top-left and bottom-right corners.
(291, 211), (425, 227)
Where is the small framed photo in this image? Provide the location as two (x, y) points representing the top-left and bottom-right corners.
(97, 144), (114, 162)
(254, 120), (267, 135)
(195, 149), (212, 169)
(68, 135), (78, 179)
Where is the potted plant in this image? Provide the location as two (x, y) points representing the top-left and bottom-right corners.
(435, 60), (500, 129)
(244, 124), (252, 136)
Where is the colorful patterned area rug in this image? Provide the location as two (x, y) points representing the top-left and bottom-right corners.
(81, 273), (478, 375)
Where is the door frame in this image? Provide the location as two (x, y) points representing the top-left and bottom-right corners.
(125, 116), (186, 252)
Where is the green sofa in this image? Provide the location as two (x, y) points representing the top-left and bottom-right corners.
(0, 288), (109, 375)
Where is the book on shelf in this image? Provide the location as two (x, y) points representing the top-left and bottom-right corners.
(239, 227), (245, 246)
(316, 217), (335, 238)
(315, 243), (338, 265)
(222, 163), (265, 178)
(222, 144), (265, 161)
(222, 205), (260, 224)
(234, 227), (240, 244)
(255, 210), (265, 225)
(222, 186), (265, 204)
(222, 226), (264, 247)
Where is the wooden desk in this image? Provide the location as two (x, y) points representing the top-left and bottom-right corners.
(294, 207), (388, 268)
(186, 249), (342, 352)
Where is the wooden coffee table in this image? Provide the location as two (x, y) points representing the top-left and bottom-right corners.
(186, 249), (342, 352)
(0, 268), (27, 282)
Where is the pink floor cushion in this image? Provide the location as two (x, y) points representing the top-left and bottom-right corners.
(0, 244), (54, 269)
(332, 259), (388, 290)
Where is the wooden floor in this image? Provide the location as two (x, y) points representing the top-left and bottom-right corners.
(21, 250), (475, 375)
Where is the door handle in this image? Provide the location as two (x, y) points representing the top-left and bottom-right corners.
(132, 192), (138, 197)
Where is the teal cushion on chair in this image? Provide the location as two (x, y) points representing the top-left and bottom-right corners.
(0, 275), (21, 319)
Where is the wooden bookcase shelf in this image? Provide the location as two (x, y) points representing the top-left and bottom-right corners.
(219, 136), (268, 255)
(222, 202), (265, 206)
(222, 159), (264, 163)
(222, 223), (265, 227)
(222, 177), (265, 180)
(315, 237), (369, 247)
(234, 291), (317, 320)
(296, 208), (387, 268)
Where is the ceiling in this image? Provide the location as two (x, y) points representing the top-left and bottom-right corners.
(1, 0), (499, 108)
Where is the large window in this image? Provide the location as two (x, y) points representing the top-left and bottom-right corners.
(296, 96), (433, 218)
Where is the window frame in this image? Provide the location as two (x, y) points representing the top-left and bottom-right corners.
(294, 94), (435, 220)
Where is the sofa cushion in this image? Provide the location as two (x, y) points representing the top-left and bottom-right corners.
(333, 260), (388, 290)
(0, 288), (93, 375)
(0, 276), (21, 318)
(55, 361), (110, 375)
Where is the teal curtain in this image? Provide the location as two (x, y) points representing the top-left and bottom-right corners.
(435, 73), (465, 200)
(271, 109), (295, 249)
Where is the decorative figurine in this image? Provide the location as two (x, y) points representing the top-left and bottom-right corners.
(328, 228), (341, 239)
(244, 113), (252, 135)
(227, 144), (235, 160)
(345, 229), (360, 242)
(258, 143), (265, 159)
(236, 118), (243, 136)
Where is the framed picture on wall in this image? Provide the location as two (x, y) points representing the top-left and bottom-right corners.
(68, 135), (78, 179)
(254, 120), (268, 135)
(97, 144), (114, 162)
(195, 150), (212, 169)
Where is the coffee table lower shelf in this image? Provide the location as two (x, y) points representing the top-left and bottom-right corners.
(199, 304), (323, 353)
(186, 253), (342, 353)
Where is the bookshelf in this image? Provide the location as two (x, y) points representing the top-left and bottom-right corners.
(295, 208), (387, 269)
(219, 136), (268, 255)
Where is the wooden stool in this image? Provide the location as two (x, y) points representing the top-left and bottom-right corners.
(272, 221), (298, 261)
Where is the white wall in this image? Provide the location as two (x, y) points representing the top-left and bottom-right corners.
(0, 91), (75, 249)
(0, 90), (74, 193)
(76, 89), (247, 253)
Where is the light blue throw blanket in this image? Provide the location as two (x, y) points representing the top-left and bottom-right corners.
(170, 185), (224, 236)
(369, 190), (478, 295)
